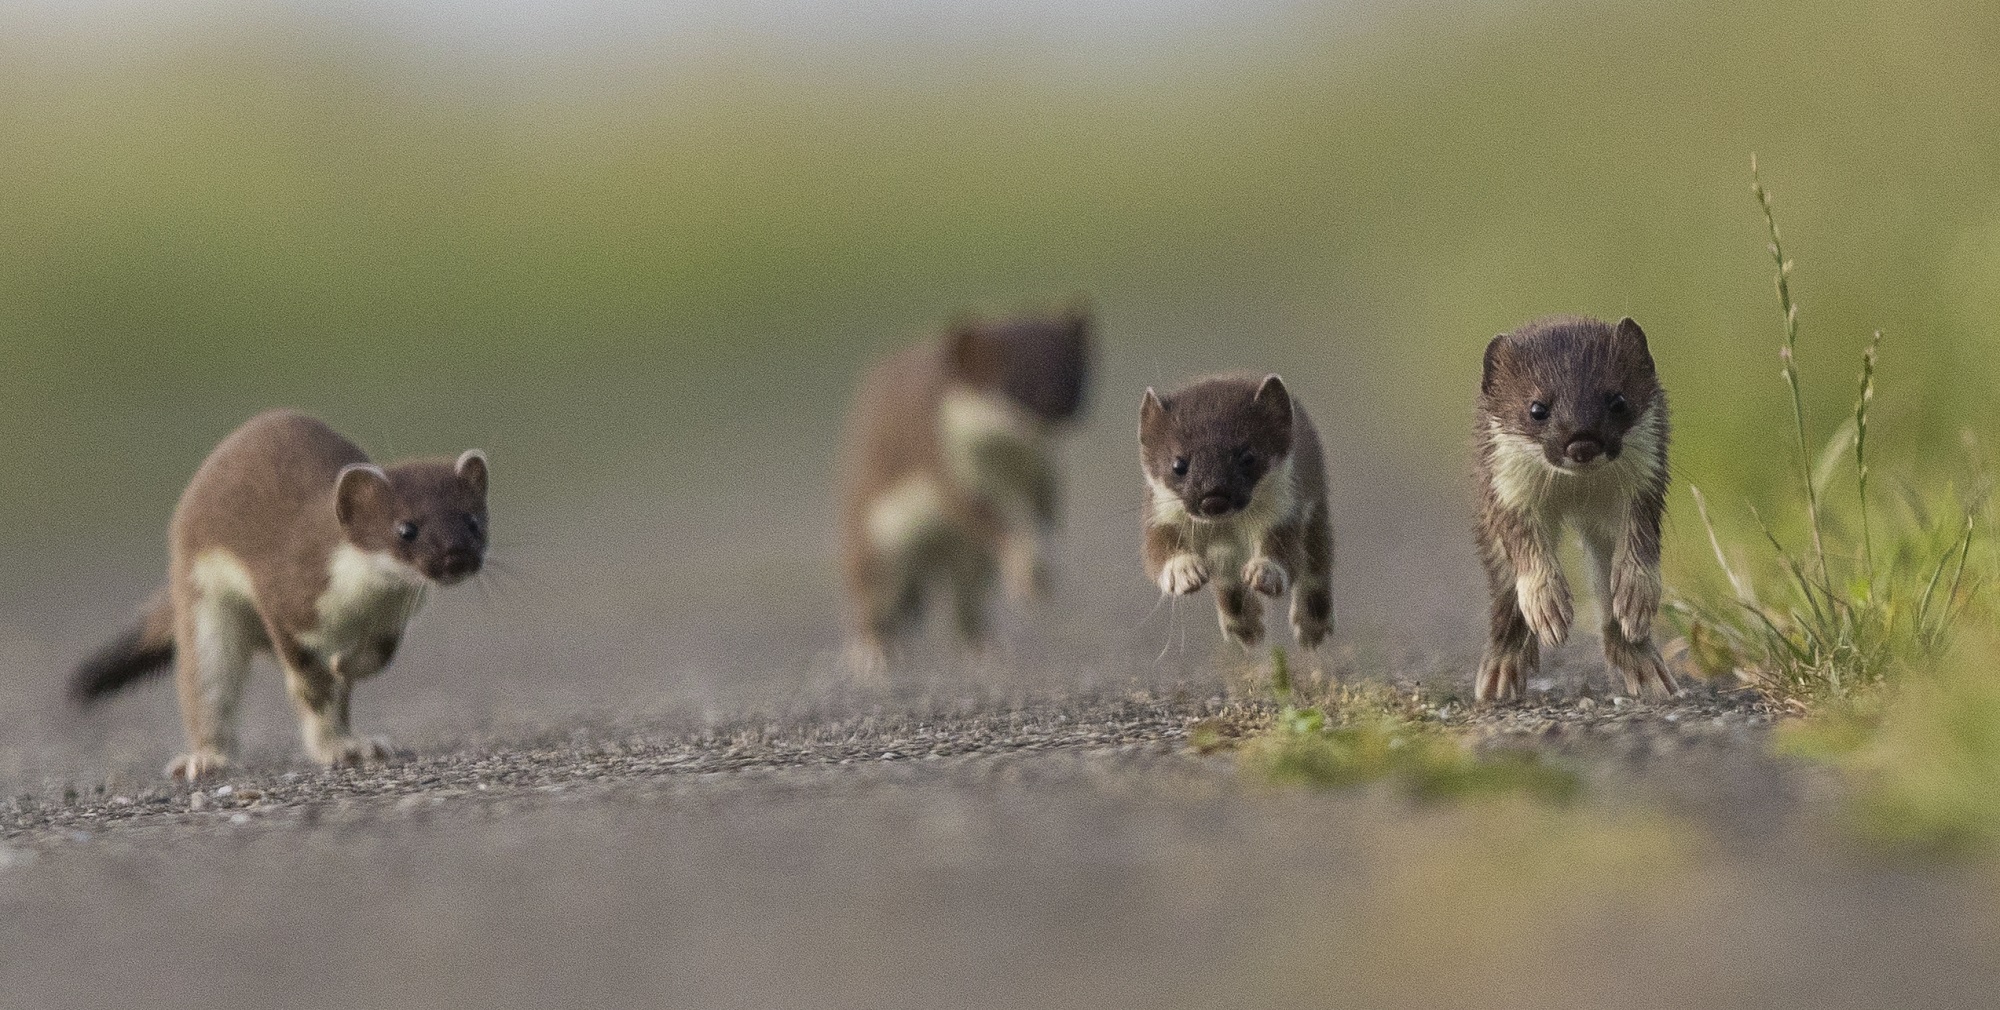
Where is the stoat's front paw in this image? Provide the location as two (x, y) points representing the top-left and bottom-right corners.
(316, 736), (398, 769)
(1243, 557), (1289, 597)
(1516, 571), (1573, 648)
(1158, 555), (1209, 596)
(167, 749), (230, 781)
(1611, 563), (1662, 642)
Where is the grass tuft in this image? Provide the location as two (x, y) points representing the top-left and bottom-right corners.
(1670, 159), (1987, 704)
(1237, 686), (1578, 804)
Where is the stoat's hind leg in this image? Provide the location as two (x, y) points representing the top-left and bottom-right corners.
(1287, 507), (1334, 648)
(1602, 620), (1679, 699)
(1476, 549), (1538, 702)
(999, 530), (1052, 604)
(1290, 579), (1331, 649)
(946, 547), (997, 648)
(1215, 579), (1265, 648)
(846, 545), (923, 674)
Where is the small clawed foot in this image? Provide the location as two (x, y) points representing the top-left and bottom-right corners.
(843, 636), (890, 681)
(1476, 651), (1531, 703)
(1159, 555), (1209, 596)
(1003, 548), (1053, 604)
(317, 736), (398, 769)
(1222, 619), (1266, 649)
(1290, 589), (1332, 649)
(167, 750), (230, 781)
(1243, 557), (1288, 598)
(1612, 645), (1681, 700)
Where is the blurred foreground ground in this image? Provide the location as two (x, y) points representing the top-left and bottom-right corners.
(6, 690), (2000, 1010)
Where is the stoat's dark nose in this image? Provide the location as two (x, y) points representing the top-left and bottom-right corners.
(1197, 494), (1233, 517)
(1565, 438), (1603, 464)
(438, 549), (482, 580)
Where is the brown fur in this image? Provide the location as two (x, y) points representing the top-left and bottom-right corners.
(1138, 374), (1333, 648)
(71, 410), (490, 778)
(1473, 316), (1676, 701)
(838, 308), (1092, 663)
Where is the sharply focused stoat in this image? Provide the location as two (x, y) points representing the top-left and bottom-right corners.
(70, 410), (490, 778)
(1474, 315), (1677, 701)
(838, 308), (1092, 664)
(1138, 374), (1333, 649)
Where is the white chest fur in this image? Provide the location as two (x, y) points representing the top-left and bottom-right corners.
(297, 544), (427, 667)
(1151, 454), (1299, 574)
(865, 474), (948, 552)
(1486, 404), (1664, 538)
(938, 386), (1052, 519)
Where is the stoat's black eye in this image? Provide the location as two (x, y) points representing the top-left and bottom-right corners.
(465, 513), (484, 536)
(1527, 400), (1550, 422)
(1171, 456), (1189, 477)
(1607, 392), (1629, 414)
(1238, 449), (1258, 469)
(395, 521), (419, 543)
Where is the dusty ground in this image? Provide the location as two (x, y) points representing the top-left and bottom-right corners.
(5, 415), (1999, 1008)
(7, 683), (2000, 1010)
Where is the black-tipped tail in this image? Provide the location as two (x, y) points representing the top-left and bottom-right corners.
(70, 590), (175, 704)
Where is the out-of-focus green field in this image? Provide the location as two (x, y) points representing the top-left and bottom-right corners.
(2, 0), (1997, 586)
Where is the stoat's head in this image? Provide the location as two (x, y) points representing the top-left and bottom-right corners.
(1481, 316), (1661, 472)
(1139, 374), (1295, 522)
(335, 450), (490, 585)
(943, 304), (1093, 424)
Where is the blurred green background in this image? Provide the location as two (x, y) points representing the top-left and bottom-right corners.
(3, 0), (1997, 578)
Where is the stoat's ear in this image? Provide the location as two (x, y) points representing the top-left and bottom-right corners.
(1612, 316), (1649, 353)
(1254, 374), (1293, 431)
(1139, 387), (1167, 441)
(335, 464), (394, 530)
(455, 449), (489, 497)
(943, 317), (987, 382)
(1481, 333), (1509, 396)
(1060, 296), (1092, 336)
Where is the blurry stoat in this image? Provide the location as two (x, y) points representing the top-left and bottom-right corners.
(1474, 315), (1677, 701)
(1137, 374), (1333, 648)
(839, 307), (1092, 663)
(70, 410), (490, 778)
